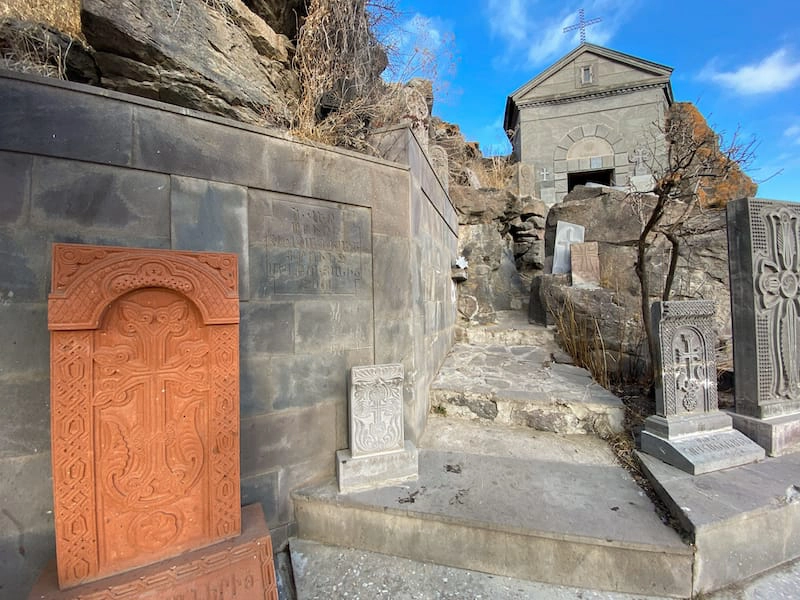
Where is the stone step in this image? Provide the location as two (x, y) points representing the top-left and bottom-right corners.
(457, 310), (561, 347)
(430, 340), (625, 436)
(293, 417), (693, 598)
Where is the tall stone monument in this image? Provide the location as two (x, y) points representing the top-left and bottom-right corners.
(336, 364), (418, 493)
(32, 244), (277, 598)
(728, 198), (800, 455)
(640, 300), (764, 474)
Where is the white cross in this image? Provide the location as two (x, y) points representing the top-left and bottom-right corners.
(540, 168), (550, 181)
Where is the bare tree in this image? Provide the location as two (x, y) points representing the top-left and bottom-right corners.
(631, 103), (757, 381)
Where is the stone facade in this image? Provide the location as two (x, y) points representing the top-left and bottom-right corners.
(504, 43), (673, 206)
(0, 71), (457, 597)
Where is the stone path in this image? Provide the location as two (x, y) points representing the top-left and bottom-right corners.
(432, 312), (624, 436)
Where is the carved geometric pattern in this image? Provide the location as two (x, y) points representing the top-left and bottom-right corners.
(49, 244), (240, 589)
(654, 301), (718, 417)
(49, 244), (238, 330)
(350, 364), (405, 457)
(753, 206), (800, 400)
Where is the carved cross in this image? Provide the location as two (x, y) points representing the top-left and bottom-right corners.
(540, 167), (550, 181)
(563, 8), (602, 43)
(674, 330), (704, 411)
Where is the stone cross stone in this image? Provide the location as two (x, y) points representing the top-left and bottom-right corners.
(337, 364), (418, 493)
(552, 221), (585, 275)
(728, 197), (800, 455)
(629, 147), (651, 177)
(42, 243), (277, 597)
(570, 241), (600, 288)
(640, 300), (764, 474)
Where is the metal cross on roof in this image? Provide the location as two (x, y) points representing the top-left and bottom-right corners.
(563, 8), (602, 43)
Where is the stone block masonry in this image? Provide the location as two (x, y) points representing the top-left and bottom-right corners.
(0, 70), (457, 597)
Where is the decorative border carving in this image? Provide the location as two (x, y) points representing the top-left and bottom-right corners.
(350, 364), (405, 457)
(654, 300), (718, 417)
(49, 244), (241, 589)
(49, 244), (239, 330)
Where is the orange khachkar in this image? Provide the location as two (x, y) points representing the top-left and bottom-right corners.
(48, 244), (240, 589)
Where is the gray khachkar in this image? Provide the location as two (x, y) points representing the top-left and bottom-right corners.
(336, 364), (418, 492)
(640, 300), (764, 474)
(728, 197), (800, 455)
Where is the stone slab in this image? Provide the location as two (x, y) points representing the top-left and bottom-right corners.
(336, 440), (419, 493)
(570, 241), (600, 288)
(290, 537), (675, 600)
(552, 221), (584, 275)
(638, 450), (800, 594)
(29, 504), (278, 600)
(294, 447), (691, 598)
(731, 411), (800, 457)
(641, 428), (766, 475)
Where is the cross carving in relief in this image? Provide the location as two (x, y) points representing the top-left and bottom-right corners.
(563, 8), (602, 43)
(540, 167), (550, 181)
(674, 330), (704, 412)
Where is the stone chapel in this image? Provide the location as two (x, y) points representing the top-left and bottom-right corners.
(504, 43), (674, 206)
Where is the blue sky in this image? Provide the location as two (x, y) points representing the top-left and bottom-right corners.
(385, 0), (800, 201)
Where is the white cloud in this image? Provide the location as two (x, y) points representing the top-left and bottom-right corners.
(703, 48), (800, 95)
(485, 0), (634, 69)
(783, 124), (800, 145)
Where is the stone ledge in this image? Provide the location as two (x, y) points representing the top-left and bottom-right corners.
(336, 441), (419, 493)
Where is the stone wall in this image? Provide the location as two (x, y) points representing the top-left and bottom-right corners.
(0, 70), (457, 596)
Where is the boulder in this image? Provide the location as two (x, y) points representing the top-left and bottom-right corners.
(243, 0), (306, 39)
(81, 0), (300, 126)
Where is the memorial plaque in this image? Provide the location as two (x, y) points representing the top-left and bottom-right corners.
(641, 300), (764, 474)
(264, 199), (368, 295)
(570, 241), (600, 288)
(728, 198), (800, 455)
(552, 221), (585, 274)
(336, 364), (418, 493)
(47, 244), (244, 588)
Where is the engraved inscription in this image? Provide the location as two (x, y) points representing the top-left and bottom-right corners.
(755, 207), (800, 399)
(265, 200), (367, 295)
(350, 364), (404, 457)
(681, 434), (756, 456)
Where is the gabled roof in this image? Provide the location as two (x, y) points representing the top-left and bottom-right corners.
(504, 43), (674, 134)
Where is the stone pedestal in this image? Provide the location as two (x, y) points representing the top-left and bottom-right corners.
(336, 364), (418, 493)
(641, 301), (764, 475)
(728, 198), (800, 455)
(29, 504), (277, 599)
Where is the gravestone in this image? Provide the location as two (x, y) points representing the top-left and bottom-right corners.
(640, 300), (764, 474)
(552, 221), (585, 274)
(336, 364), (418, 493)
(570, 241), (600, 288)
(32, 243), (277, 598)
(728, 198), (800, 455)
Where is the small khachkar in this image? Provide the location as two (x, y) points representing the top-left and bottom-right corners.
(337, 364), (418, 493)
(727, 197), (800, 455)
(570, 241), (600, 288)
(640, 300), (764, 474)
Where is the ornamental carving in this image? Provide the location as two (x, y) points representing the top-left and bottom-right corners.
(654, 301), (718, 417)
(754, 207), (800, 400)
(350, 364), (405, 457)
(49, 244), (240, 589)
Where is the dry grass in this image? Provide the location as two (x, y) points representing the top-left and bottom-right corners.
(549, 296), (610, 389)
(0, 0), (81, 39)
(472, 155), (514, 190)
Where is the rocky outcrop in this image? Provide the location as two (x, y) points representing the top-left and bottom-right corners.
(536, 185), (732, 380)
(81, 0), (300, 126)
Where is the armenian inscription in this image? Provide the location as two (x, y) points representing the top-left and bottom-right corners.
(265, 200), (368, 295)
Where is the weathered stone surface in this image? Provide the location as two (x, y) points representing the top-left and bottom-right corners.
(728, 197), (800, 455)
(552, 221), (584, 274)
(641, 300), (764, 474)
(570, 241), (600, 288)
(81, 0), (300, 125)
(244, 0), (306, 39)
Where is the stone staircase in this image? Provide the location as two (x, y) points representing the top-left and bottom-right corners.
(431, 312), (624, 436)
(291, 310), (800, 598)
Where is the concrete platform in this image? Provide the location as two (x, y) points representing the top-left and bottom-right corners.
(294, 417), (692, 598)
(638, 449), (800, 594)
